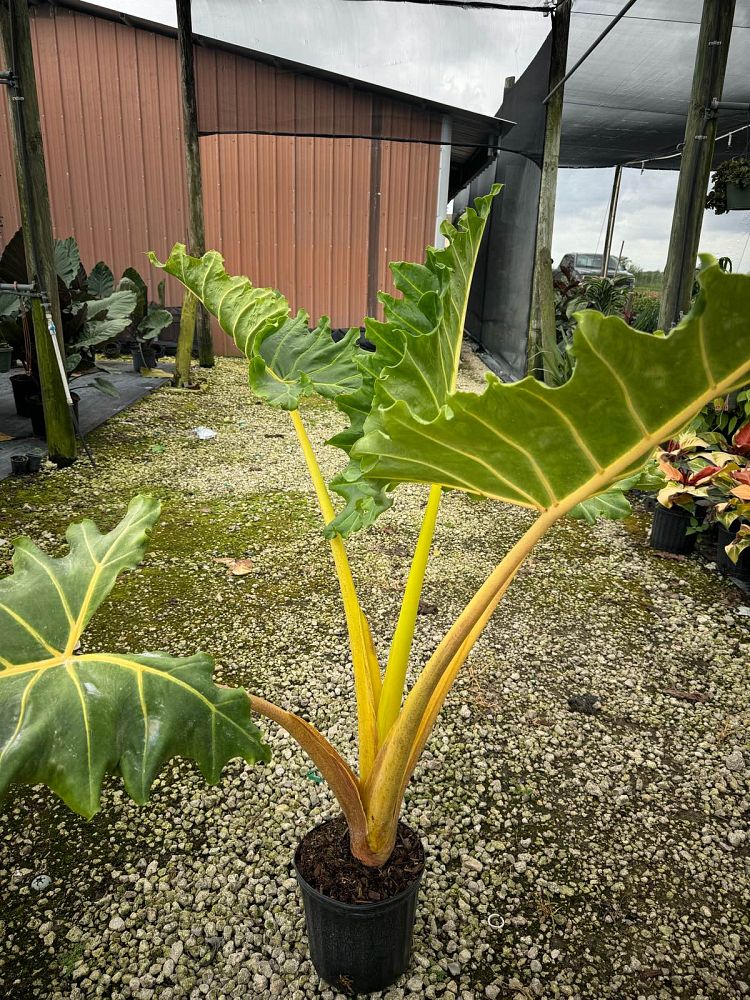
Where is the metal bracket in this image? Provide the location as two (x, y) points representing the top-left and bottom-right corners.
(0, 70), (17, 87)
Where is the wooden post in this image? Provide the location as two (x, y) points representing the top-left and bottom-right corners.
(367, 98), (383, 319)
(175, 0), (213, 376)
(0, 0), (76, 464)
(528, 0), (571, 383)
(601, 164), (622, 276)
(659, 0), (735, 331)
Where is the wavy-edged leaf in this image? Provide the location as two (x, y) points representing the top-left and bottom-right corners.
(149, 245), (362, 410)
(250, 312), (361, 408)
(0, 496), (269, 817)
(354, 261), (750, 522)
(325, 185), (503, 536)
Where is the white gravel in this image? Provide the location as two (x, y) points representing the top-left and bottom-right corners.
(0, 354), (748, 1000)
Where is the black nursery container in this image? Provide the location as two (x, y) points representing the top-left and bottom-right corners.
(649, 504), (697, 555)
(717, 521), (750, 582)
(27, 392), (79, 439)
(294, 836), (424, 996)
(10, 373), (37, 417)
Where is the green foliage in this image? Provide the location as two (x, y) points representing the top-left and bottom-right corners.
(628, 290), (661, 333)
(353, 260), (750, 526)
(568, 274), (631, 317)
(53, 237), (81, 289)
(706, 156), (750, 214)
(87, 261), (115, 299)
(147, 245), (363, 409)
(0, 230), (137, 378)
(0, 496), (269, 818)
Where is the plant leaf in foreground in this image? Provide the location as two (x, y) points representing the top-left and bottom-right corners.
(0, 496), (269, 817)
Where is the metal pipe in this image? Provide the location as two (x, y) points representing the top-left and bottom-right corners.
(0, 281), (36, 294)
(601, 165), (622, 276)
(543, 0), (640, 105)
(710, 99), (750, 112)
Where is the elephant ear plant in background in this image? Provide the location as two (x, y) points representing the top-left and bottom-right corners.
(3, 190), (750, 875)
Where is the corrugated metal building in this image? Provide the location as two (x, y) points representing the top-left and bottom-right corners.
(0, 2), (508, 355)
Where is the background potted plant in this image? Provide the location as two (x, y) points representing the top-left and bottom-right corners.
(706, 155), (750, 213)
(0, 231), (136, 427)
(2, 194), (750, 994)
(119, 270), (173, 372)
(649, 433), (733, 553)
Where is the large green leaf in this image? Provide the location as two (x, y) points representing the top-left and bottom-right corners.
(72, 288), (138, 350)
(137, 307), (173, 342)
(325, 185), (503, 536)
(54, 236), (81, 289)
(87, 261), (115, 299)
(149, 245), (362, 410)
(354, 260), (750, 520)
(0, 496), (269, 818)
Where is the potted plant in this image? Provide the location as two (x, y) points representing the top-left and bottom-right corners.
(709, 421), (750, 579)
(119, 270), (173, 372)
(706, 156), (750, 214)
(3, 193), (750, 993)
(649, 433), (734, 553)
(0, 231), (137, 415)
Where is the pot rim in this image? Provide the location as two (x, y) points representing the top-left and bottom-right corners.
(293, 818), (425, 913)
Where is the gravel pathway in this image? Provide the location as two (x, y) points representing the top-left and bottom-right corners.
(0, 354), (748, 1000)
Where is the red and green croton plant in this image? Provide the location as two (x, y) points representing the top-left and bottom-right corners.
(2, 188), (750, 866)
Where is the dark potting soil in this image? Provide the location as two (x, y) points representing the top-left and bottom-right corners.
(296, 816), (424, 905)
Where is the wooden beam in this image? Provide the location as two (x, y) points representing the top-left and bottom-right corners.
(659, 0), (736, 331)
(175, 0), (213, 374)
(527, 0), (571, 383)
(0, 0), (76, 464)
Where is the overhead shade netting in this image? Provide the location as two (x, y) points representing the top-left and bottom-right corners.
(462, 0), (750, 381)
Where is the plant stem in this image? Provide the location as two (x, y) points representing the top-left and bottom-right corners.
(364, 508), (558, 857)
(289, 409), (381, 781)
(377, 483), (442, 741)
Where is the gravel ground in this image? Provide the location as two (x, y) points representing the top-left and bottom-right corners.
(0, 353), (748, 1000)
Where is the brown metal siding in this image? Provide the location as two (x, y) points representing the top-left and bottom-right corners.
(0, 7), (441, 355)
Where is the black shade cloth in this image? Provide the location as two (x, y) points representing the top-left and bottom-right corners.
(455, 36), (551, 380)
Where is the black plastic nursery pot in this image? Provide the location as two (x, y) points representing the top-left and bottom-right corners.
(0, 344), (11, 373)
(294, 824), (425, 996)
(717, 521), (750, 582)
(132, 344), (159, 371)
(10, 372), (38, 417)
(28, 392), (79, 440)
(649, 504), (698, 555)
(10, 454), (29, 475)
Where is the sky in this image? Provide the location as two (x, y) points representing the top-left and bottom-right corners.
(99, 0), (750, 273)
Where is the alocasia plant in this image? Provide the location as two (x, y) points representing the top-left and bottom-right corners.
(0, 496), (268, 815)
(3, 189), (750, 870)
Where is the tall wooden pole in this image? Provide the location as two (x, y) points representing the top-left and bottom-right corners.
(527, 0), (571, 383)
(659, 0), (735, 331)
(601, 164), (622, 276)
(0, 0), (76, 464)
(175, 0), (213, 374)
